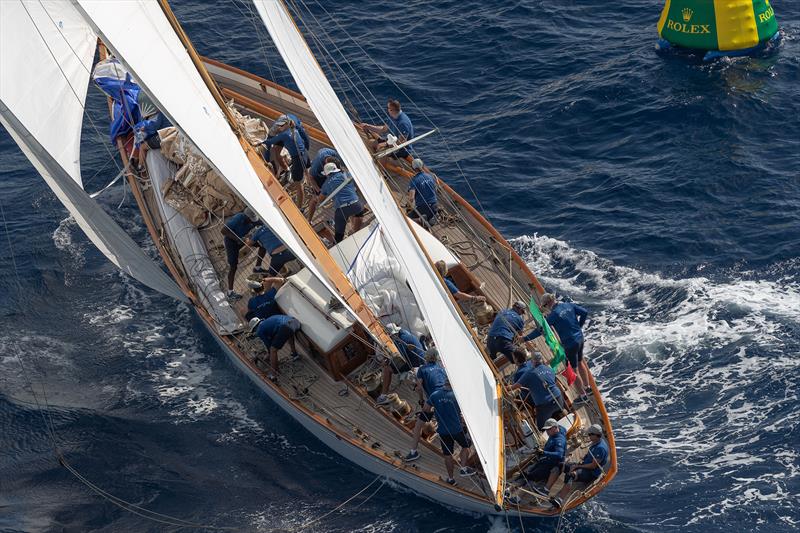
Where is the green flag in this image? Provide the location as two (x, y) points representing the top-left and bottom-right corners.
(528, 298), (566, 370)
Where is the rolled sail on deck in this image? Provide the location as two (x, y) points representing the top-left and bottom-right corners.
(658, 0), (778, 51)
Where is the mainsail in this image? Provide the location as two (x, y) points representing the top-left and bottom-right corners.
(252, 0), (504, 499)
(70, 0), (388, 342)
(0, 0), (186, 302)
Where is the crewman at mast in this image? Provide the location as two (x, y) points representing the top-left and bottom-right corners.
(245, 277), (284, 321)
(308, 147), (339, 192)
(407, 158), (439, 226)
(306, 162), (365, 243)
(261, 115), (310, 208)
(248, 225), (296, 276)
(359, 98), (414, 158)
(403, 347), (447, 463)
(526, 293), (591, 402)
(509, 351), (564, 429)
(221, 208), (261, 300)
(486, 300), (528, 362)
(550, 423), (610, 509)
(376, 323), (425, 406)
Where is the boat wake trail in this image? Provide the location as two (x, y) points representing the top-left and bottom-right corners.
(514, 235), (800, 531)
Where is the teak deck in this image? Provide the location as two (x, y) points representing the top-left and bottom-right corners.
(109, 52), (617, 516)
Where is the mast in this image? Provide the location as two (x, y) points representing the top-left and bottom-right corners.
(155, 0), (397, 353)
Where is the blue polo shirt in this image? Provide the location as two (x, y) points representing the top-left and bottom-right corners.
(444, 276), (459, 295)
(247, 287), (278, 320)
(488, 308), (525, 341)
(517, 364), (562, 406)
(512, 361), (532, 383)
(525, 302), (588, 349)
(388, 111), (414, 145)
(310, 148), (339, 180)
(582, 439), (610, 478)
(417, 363), (446, 397)
(251, 226), (283, 255)
(408, 171), (437, 209)
(541, 426), (567, 463)
(286, 113), (310, 150)
(427, 388), (462, 436)
(224, 213), (259, 239)
(263, 128), (306, 159)
(255, 314), (293, 347)
(394, 329), (424, 367)
(320, 171), (359, 209)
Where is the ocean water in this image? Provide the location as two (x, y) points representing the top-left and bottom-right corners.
(1, 1), (799, 531)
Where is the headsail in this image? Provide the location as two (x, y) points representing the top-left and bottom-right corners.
(70, 0), (393, 348)
(0, 0), (186, 302)
(252, 0), (504, 499)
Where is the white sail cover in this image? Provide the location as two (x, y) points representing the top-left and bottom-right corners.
(0, 0), (186, 302)
(71, 0), (362, 328)
(253, 0), (503, 498)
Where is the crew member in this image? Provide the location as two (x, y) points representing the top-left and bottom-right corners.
(306, 162), (365, 243)
(507, 418), (567, 502)
(221, 208), (261, 300)
(249, 314), (302, 379)
(376, 323), (425, 406)
(359, 98), (414, 158)
(261, 117), (310, 208)
(423, 379), (476, 484)
(308, 147), (339, 192)
(486, 300), (528, 361)
(245, 277), (284, 321)
(248, 225), (296, 276)
(510, 346), (533, 384)
(510, 351), (564, 429)
(526, 293), (591, 401)
(435, 261), (485, 304)
(407, 158), (438, 225)
(550, 423), (609, 509)
(404, 347), (447, 462)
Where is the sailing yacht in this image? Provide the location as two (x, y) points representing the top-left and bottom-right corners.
(0, 0), (617, 517)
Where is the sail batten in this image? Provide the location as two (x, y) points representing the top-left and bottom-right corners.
(0, 0), (186, 302)
(252, 0), (504, 499)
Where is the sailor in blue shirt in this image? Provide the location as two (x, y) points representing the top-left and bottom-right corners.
(405, 347), (447, 462)
(249, 314), (301, 378)
(434, 261), (486, 304)
(262, 115), (311, 208)
(248, 225), (297, 276)
(510, 351), (564, 429)
(421, 380), (476, 483)
(306, 162), (365, 243)
(221, 208), (262, 300)
(377, 323), (424, 406)
(308, 147), (339, 190)
(526, 293), (591, 398)
(551, 424), (609, 509)
(486, 300), (528, 361)
(359, 98), (415, 158)
(509, 418), (567, 498)
(510, 347), (533, 384)
(407, 158), (439, 225)
(245, 277), (285, 321)
(284, 113), (310, 151)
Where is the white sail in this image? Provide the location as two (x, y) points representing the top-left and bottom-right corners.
(252, 0), (504, 498)
(0, 0), (186, 302)
(71, 0), (365, 328)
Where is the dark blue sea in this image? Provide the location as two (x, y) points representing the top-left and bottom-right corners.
(2, 1), (799, 531)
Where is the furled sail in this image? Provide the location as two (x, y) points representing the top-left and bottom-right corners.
(252, 0), (504, 499)
(0, 0), (186, 302)
(70, 0), (373, 334)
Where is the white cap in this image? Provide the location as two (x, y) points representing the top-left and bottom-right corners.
(322, 162), (340, 176)
(247, 280), (263, 290)
(248, 317), (261, 332)
(386, 133), (398, 146)
(543, 418), (559, 430)
(412, 158), (424, 170)
(385, 323), (401, 335)
(243, 207), (258, 221)
(588, 423), (603, 436)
